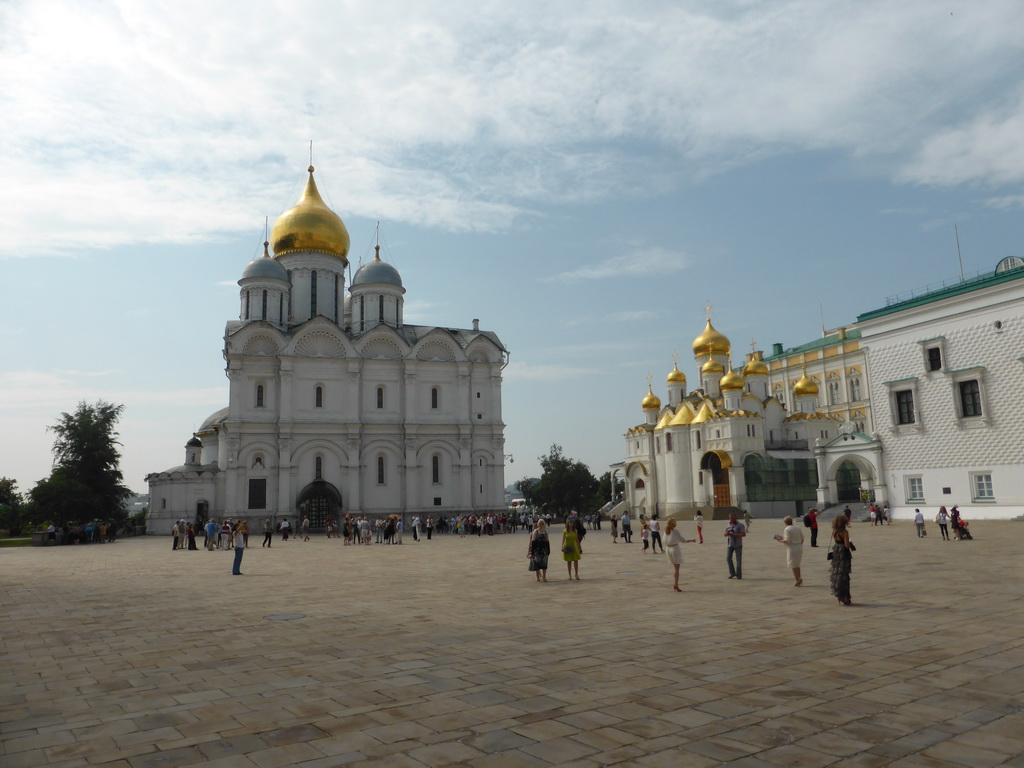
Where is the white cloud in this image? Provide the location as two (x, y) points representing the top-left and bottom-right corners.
(610, 310), (656, 322)
(984, 194), (1024, 210)
(547, 246), (688, 281)
(1, 0), (1023, 257)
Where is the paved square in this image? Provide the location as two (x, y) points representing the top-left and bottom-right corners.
(2, 519), (1023, 767)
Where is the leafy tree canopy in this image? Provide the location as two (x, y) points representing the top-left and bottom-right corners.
(518, 444), (601, 515)
(31, 401), (132, 526)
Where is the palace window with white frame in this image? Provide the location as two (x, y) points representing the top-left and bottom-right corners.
(896, 390), (915, 424)
(848, 376), (861, 401)
(918, 337), (946, 373)
(828, 379), (840, 406)
(884, 377), (920, 433)
(905, 476), (924, 503)
(948, 367), (988, 425)
(971, 472), (994, 502)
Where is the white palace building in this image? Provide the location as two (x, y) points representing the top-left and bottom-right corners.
(146, 166), (508, 534)
(617, 259), (1024, 520)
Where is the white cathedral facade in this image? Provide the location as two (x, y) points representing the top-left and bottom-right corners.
(146, 166), (508, 534)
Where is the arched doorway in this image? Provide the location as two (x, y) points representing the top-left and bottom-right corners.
(835, 461), (861, 503)
(194, 500), (208, 528)
(297, 481), (342, 530)
(701, 451), (731, 507)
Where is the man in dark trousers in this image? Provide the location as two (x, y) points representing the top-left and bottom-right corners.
(808, 508), (820, 547)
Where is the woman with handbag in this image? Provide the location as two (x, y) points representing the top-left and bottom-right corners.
(829, 515), (854, 606)
(527, 519), (551, 582)
(562, 518), (582, 580)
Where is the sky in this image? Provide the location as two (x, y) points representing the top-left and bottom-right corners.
(2, 0), (1023, 498)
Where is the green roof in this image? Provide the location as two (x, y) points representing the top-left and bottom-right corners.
(857, 265), (1024, 322)
(763, 329), (862, 362)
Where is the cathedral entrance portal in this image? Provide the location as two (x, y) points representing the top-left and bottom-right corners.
(297, 481), (342, 530)
(836, 461), (861, 503)
(700, 452), (731, 507)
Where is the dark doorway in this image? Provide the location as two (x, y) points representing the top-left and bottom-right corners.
(296, 481), (343, 529)
(836, 461), (862, 503)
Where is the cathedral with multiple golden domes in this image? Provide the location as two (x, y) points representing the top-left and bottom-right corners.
(617, 315), (855, 519)
(146, 166), (508, 533)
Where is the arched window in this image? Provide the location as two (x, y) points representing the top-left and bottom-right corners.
(695, 433), (701, 449)
(634, 479), (645, 489)
(310, 270), (318, 315)
(315, 455), (322, 480)
(379, 295), (385, 321)
(377, 456), (385, 485)
(315, 386), (323, 408)
(256, 384), (264, 408)
(261, 289), (268, 321)
(376, 387), (384, 409)
(432, 455), (440, 484)
(431, 387), (439, 409)
(666, 433), (673, 452)
(359, 296), (365, 331)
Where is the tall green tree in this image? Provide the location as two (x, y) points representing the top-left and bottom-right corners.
(0, 477), (25, 532)
(528, 444), (601, 515)
(33, 401), (132, 526)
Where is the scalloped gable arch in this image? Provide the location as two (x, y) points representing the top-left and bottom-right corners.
(294, 330), (348, 358)
(415, 340), (458, 362)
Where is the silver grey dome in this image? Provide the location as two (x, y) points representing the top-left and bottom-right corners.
(352, 258), (403, 288)
(241, 256), (288, 282)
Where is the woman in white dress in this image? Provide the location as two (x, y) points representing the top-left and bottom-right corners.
(774, 516), (804, 586)
(665, 518), (695, 592)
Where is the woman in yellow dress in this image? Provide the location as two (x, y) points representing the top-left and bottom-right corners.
(562, 518), (582, 580)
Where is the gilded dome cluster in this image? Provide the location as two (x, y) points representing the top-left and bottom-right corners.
(270, 167), (350, 260)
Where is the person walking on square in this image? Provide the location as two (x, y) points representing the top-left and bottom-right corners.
(936, 506), (950, 540)
(808, 508), (820, 547)
(562, 518), (582, 579)
(301, 515), (311, 542)
(775, 516), (804, 586)
(528, 519), (551, 582)
(725, 513), (746, 579)
(694, 510), (705, 544)
(641, 520), (651, 553)
(743, 509), (753, 531)
(280, 518), (291, 542)
(205, 519), (218, 550)
(620, 511), (632, 543)
(186, 522), (198, 550)
(914, 508), (926, 538)
(649, 516), (664, 553)
(610, 514), (618, 543)
(262, 518), (273, 548)
(231, 520), (247, 575)
(665, 518), (695, 591)
(171, 521), (181, 551)
(829, 515), (854, 605)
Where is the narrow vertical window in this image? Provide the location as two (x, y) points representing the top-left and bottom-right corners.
(927, 347), (942, 371)
(315, 386), (323, 408)
(334, 274), (339, 322)
(376, 387), (384, 409)
(377, 456), (385, 484)
(256, 384), (264, 408)
(315, 456), (322, 480)
(310, 270), (318, 316)
(279, 293), (283, 323)
(261, 289), (268, 321)
(431, 387), (439, 409)
(959, 380), (982, 418)
(432, 455), (440, 483)
(379, 294), (385, 321)
(245, 291), (251, 319)
(695, 433), (701, 449)
(666, 433), (673, 452)
(359, 295), (365, 331)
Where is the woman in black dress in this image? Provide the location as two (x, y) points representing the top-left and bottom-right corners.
(528, 519), (551, 582)
(829, 515), (854, 606)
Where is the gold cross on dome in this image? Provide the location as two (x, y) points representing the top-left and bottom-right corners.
(750, 337), (757, 353)
(704, 302), (712, 319)
(672, 351), (679, 366)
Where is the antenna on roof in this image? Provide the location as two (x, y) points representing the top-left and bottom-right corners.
(819, 303), (826, 338)
(954, 223), (965, 282)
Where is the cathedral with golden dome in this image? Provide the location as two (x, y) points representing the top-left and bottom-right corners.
(146, 166), (508, 533)
(616, 314), (876, 519)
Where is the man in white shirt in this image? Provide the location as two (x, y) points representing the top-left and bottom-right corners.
(649, 517), (664, 553)
(914, 509), (926, 537)
(620, 512), (632, 543)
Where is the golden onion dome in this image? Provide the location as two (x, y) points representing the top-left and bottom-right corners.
(720, 368), (745, 391)
(692, 319), (730, 357)
(270, 166), (350, 261)
(793, 369), (819, 397)
(667, 363), (687, 385)
(641, 386), (662, 411)
(701, 357), (725, 374)
(743, 355), (769, 376)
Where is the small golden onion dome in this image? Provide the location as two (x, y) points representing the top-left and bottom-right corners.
(270, 166), (350, 260)
(667, 364), (687, 384)
(692, 319), (730, 357)
(743, 356), (769, 376)
(794, 370), (819, 397)
(641, 386), (662, 411)
(701, 357), (725, 374)
(720, 368), (744, 391)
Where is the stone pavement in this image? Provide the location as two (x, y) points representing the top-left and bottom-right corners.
(2, 519), (1023, 768)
